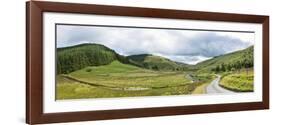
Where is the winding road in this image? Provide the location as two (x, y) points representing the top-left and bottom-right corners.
(206, 75), (234, 94)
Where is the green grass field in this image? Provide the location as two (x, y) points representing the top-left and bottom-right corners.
(219, 69), (254, 92)
(56, 61), (208, 100)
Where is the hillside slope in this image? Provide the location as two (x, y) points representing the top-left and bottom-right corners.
(57, 43), (253, 74)
(195, 46), (254, 73)
(57, 43), (129, 74)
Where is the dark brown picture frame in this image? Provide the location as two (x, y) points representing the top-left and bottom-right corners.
(26, 1), (269, 124)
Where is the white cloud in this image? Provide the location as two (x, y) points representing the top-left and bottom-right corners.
(57, 25), (254, 64)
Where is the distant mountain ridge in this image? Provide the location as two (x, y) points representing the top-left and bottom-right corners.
(127, 54), (190, 71)
(57, 43), (253, 74)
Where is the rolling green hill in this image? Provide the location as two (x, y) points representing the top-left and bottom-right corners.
(57, 44), (188, 74)
(127, 54), (190, 71)
(57, 43), (130, 74)
(195, 46), (254, 73)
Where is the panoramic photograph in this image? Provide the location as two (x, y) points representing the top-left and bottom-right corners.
(55, 24), (254, 100)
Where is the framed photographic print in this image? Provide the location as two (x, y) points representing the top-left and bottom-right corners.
(26, 1), (269, 124)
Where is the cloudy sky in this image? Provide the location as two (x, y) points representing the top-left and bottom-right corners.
(56, 25), (254, 65)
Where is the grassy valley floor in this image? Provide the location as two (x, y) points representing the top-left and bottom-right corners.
(56, 61), (213, 100)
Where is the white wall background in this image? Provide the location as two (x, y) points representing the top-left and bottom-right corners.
(0, 0), (279, 124)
